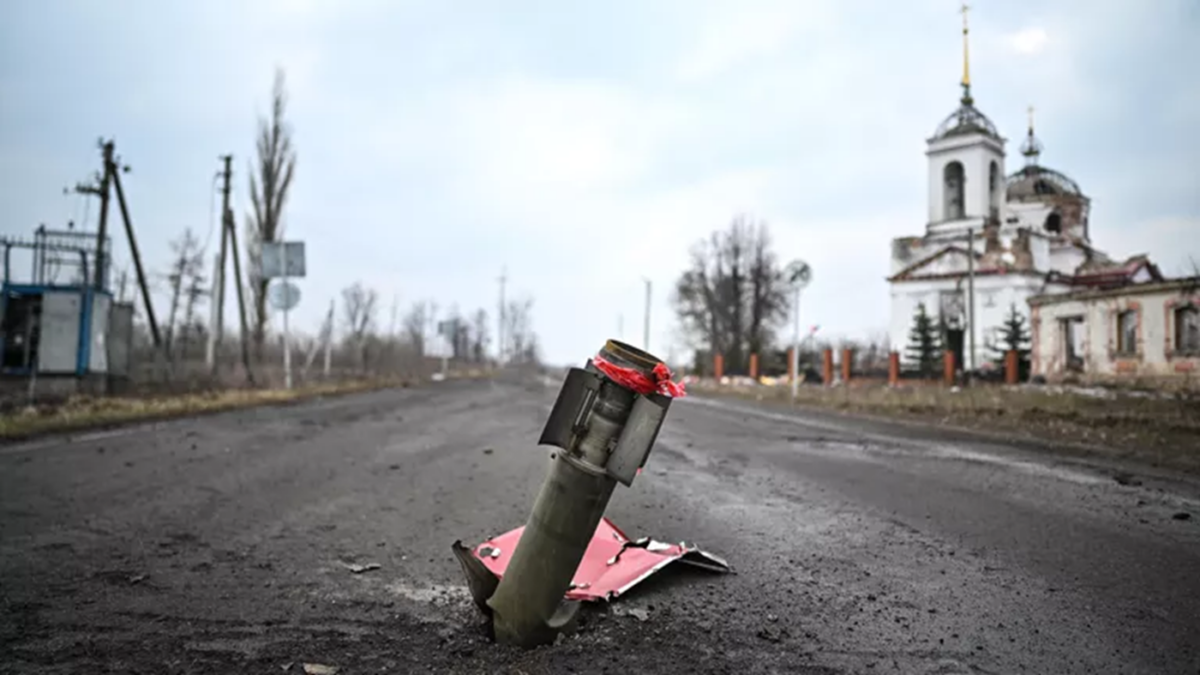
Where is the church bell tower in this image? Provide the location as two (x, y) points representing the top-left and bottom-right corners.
(925, 2), (1007, 240)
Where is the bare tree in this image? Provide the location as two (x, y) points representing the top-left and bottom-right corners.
(246, 67), (297, 362)
(673, 216), (788, 374)
(402, 302), (428, 356)
(471, 309), (490, 363)
(162, 228), (205, 355)
(443, 305), (472, 360)
(178, 250), (209, 361)
(504, 297), (538, 364)
(341, 282), (378, 370)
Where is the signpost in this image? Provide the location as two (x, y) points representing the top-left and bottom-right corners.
(436, 318), (463, 380)
(784, 260), (812, 403)
(261, 241), (306, 390)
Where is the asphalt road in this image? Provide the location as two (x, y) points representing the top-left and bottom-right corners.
(2, 376), (1199, 674)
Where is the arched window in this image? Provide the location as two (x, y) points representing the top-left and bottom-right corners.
(988, 161), (1000, 216)
(944, 161), (965, 220)
(1045, 212), (1062, 235)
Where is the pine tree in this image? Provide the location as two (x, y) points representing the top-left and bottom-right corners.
(989, 303), (1031, 380)
(905, 303), (942, 378)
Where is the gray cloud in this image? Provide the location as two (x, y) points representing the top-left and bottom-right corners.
(2, 0), (1196, 365)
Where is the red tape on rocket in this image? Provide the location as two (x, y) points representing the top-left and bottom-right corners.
(471, 517), (730, 602)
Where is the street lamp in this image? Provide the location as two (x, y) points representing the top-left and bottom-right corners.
(784, 260), (812, 402)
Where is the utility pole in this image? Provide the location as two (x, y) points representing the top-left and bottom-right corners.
(323, 299), (334, 378)
(92, 142), (114, 289)
(791, 284), (802, 401)
(966, 226), (976, 379)
(215, 155), (256, 386)
(642, 277), (652, 352)
(278, 242), (292, 389)
(389, 293), (399, 338)
(497, 266), (508, 365)
(108, 145), (164, 360)
(208, 155), (232, 374)
(72, 143), (113, 290)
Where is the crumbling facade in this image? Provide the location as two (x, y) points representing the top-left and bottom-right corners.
(1029, 278), (1200, 387)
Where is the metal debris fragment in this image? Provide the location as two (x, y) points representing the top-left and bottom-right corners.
(340, 562), (381, 574)
(470, 517), (729, 602)
(302, 664), (339, 675)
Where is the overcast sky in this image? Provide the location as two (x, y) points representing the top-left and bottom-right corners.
(3, 0), (1197, 366)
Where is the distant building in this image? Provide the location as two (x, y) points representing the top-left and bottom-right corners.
(887, 11), (1159, 373)
(1028, 278), (1200, 385)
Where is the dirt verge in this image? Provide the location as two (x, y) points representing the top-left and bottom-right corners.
(0, 374), (490, 443)
(696, 381), (1200, 475)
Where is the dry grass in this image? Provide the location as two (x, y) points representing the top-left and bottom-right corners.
(0, 375), (447, 441)
(698, 381), (1200, 474)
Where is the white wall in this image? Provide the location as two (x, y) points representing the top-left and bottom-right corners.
(889, 274), (1047, 369)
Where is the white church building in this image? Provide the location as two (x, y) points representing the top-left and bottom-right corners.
(887, 13), (1160, 373)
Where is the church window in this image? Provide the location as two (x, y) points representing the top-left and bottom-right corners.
(1175, 305), (1200, 354)
(988, 161), (1000, 216)
(1045, 213), (1062, 235)
(944, 161), (965, 220)
(1116, 310), (1138, 355)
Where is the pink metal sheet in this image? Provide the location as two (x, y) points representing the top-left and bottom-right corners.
(472, 517), (729, 602)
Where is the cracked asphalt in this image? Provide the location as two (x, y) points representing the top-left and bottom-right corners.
(2, 375), (1199, 674)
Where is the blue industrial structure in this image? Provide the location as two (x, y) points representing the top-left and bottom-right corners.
(0, 225), (133, 381)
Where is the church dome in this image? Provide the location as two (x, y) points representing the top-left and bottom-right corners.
(931, 101), (1001, 141)
(1006, 165), (1082, 199)
(1005, 115), (1084, 200)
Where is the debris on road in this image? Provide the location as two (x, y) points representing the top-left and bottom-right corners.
(301, 664), (339, 675)
(482, 447), (494, 455)
(453, 339), (693, 648)
(463, 517), (730, 603)
(339, 561), (381, 574)
(1172, 512), (1191, 521)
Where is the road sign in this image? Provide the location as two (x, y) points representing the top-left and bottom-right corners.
(268, 280), (301, 312)
(785, 260), (812, 289)
(261, 241), (306, 279)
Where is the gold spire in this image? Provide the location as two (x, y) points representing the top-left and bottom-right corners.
(960, 2), (972, 104)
